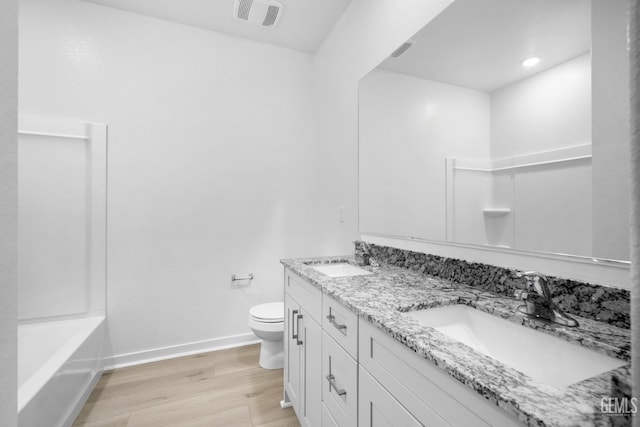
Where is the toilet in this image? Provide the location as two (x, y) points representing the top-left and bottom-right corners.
(248, 302), (284, 369)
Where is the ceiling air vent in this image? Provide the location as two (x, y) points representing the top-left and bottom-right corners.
(390, 40), (416, 58)
(234, 0), (284, 28)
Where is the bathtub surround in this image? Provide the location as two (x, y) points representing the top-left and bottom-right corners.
(17, 119), (107, 321)
(15, 118), (107, 426)
(630, 0), (640, 424)
(0, 0), (18, 426)
(355, 241), (631, 329)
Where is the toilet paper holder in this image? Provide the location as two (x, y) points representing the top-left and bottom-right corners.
(231, 273), (254, 281)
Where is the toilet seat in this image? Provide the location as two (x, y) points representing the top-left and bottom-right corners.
(249, 302), (284, 323)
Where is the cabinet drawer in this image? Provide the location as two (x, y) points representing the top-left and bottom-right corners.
(359, 320), (522, 427)
(322, 332), (357, 427)
(359, 366), (423, 427)
(322, 294), (358, 359)
(285, 268), (322, 323)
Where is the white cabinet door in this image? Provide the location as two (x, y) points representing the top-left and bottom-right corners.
(322, 332), (358, 427)
(300, 308), (322, 427)
(285, 293), (302, 416)
(322, 403), (340, 427)
(359, 367), (422, 427)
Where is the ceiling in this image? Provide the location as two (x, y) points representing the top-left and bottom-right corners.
(379, 0), (591, 92)
(82, 0), (352, 53)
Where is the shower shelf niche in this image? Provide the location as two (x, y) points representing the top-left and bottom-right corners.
(482, 208), (511, 218)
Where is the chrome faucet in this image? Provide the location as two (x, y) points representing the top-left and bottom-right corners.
(514, 271), (579, 327)
(355, 242), (379, 267)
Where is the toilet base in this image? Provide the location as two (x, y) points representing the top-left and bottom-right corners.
(259, 339), (284, 370)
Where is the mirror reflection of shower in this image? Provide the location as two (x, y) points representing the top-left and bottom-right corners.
(358, 0), (630, 262)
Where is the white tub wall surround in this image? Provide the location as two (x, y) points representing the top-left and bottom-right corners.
(0, 0), (18, 426)
(19, 0), (317, 366)
(18, 117), (107, 320)
(16, 117), (107, 427)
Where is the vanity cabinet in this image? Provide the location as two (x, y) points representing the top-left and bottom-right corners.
(284, 267), (522, 427)
(284, 270), (322, 427)
(284, 269), (359, 427)
(358, 320), (522, 427)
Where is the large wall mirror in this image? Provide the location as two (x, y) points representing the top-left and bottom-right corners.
(359, 0), (630, 262)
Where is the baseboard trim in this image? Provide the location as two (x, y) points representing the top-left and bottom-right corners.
(104, 333), (260, 371)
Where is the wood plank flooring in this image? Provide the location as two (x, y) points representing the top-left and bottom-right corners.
(73, 344), (300, 427)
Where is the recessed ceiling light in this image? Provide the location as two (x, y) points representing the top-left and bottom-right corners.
(521, 57), (540, 67)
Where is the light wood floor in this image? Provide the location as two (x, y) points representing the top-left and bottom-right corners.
(73, 344), (300, 427)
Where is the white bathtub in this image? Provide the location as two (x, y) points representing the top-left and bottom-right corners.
(18, 316), (105, 427)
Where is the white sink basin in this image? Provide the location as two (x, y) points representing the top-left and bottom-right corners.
(311, 263), (372, 278)
(406, 304), (625, 389)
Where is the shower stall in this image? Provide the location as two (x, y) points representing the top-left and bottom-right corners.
(17, 117), (107, 427)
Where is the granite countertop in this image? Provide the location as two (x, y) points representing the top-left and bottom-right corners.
(280, 256), (632, 427)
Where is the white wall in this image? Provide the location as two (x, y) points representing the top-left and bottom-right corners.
(491, 54), (591, 159)
(592, 0), (630, 261)
(359, 69), (490, 240)
(0, 0), (18, 424)
(313, 0), (454, 256)
(19, 0), (317, 364)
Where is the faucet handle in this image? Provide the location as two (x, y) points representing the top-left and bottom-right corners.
(515, 271), (551, 299)
(515, 270), (548, 280)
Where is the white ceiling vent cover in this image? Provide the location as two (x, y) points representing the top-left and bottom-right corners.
(234, 0), (284, 28)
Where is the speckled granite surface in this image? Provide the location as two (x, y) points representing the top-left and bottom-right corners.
(281, 255), (632, 427)
(355, 241), (631, 329)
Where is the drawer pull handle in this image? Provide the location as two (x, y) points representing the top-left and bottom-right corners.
(326, 313), (347, 336)
(296, 314), (303, 346)
(326, 374), (347, 396)
(291, 309), (299, 341)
